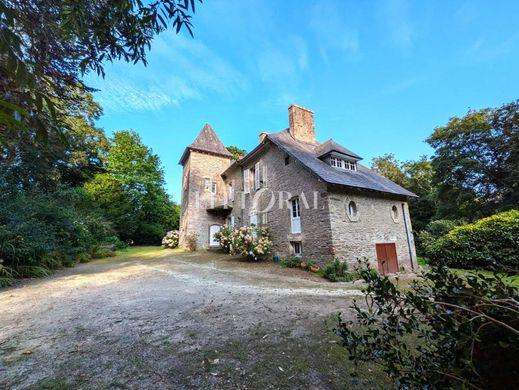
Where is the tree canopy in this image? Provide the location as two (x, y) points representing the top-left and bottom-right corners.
(0, 0), (201, 140)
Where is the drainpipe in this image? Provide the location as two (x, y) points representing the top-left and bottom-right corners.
(401, 202), (415, 272)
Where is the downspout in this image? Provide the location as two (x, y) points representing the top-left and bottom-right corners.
(401, 202), (415, 272)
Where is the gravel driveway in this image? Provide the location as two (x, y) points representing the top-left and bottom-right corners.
(0, 247), (385, 389)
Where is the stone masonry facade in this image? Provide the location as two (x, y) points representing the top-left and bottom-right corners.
(179, 105), (418, 272)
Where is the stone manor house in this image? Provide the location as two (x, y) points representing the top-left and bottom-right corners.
(179, 105), (417, 273)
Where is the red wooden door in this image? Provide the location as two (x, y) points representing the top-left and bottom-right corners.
(375, 243), (399, 275)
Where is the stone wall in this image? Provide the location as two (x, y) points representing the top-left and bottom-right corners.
(224, 143), (335, 262)
(327, 189), (417, 271)
(179, 150), (232, 250)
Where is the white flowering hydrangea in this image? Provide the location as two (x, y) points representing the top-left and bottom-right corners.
(214, 225), (272, 260)
(161, 230), (179, 249)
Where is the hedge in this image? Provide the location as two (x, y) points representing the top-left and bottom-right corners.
(425, 210), (519, 273)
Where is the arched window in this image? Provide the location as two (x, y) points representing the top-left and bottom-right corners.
(391, 205), (399, 223)
(347, 200), (359, 221)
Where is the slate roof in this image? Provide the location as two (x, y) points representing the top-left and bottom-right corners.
(179, 123), (232, 165)
(267, 130), (416, 198)
(315, 139), (362, 160)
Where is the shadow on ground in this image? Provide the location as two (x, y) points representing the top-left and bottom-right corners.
(0, 247), (387, 389)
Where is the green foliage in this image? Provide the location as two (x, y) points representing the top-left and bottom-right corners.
(417, 219), (464, 255)
(0, 187), (120, 279)
(85, 130), (179, 245)
(280, 256), (302, 268)
(1, 0), (201, 140)
(91, 247), (117, 259)
(335, 262), (519, 389)
(427, 101), (519, 220)
(226, 145), (247, 161)
(425, 210), (519, 273)
(321, 259), (360, 282)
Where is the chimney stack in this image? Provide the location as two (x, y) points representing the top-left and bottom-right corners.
(288, 104), (316, 144)
(259, 131), (268, 143)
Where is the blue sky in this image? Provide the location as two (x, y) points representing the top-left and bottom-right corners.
(86, 0), (519, 202)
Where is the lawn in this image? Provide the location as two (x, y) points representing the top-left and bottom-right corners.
(416, 256), (519, 288)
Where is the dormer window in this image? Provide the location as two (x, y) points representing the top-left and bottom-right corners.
(330, 157), (357, 171)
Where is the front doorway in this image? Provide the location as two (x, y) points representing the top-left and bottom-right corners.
(209, 224), (221, 247)
(375, 243), (398, 275)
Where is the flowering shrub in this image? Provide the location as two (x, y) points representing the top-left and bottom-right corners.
(161, 230), (179, 249)
(214, 225), (272, 260)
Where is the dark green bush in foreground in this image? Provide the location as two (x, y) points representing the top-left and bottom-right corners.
(322, 259), (360, 282)
(335, 261), (519, 389)
(0, 187), (122, 286)
(424, 210), (519, 273)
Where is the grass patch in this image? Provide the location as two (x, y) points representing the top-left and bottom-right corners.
(92, 245), (183, 263)
(417, 256), (428, 266)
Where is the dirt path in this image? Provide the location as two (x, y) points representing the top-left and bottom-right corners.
(0, 248), (385, 389)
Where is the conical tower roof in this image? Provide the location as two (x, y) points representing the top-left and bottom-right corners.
(179, 123), (232, 165)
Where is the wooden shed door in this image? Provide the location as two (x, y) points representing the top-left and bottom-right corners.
(376, 243), (398, 275)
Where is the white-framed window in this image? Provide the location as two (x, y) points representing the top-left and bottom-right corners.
(291, 241), (302, 256)
(261, 212), (268, 225)
(330, 158), (357, 171)
(243, 169), (250, 194)
(211, 181), (217, 194)
(228, 181), (234, 201)
(250, 209), (258, 226)
(262, 164), (268, 187)
(291, 197), (301, 233)
(227, 215), (235, 227)
(254, 162), (261, 190)
(204, 178), (211, 192)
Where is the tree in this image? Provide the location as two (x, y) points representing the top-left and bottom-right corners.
(86, 130), (178, 244)
(0, 0), (201, 139)
(227, 145), (247, 161)
(427, 101), (519, 220)
(371, 153), (406, 186)
(0, 86), (109, 190)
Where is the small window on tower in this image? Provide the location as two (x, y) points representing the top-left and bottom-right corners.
(284, 154), (290, 165)
(211, 181), (217, 194)
(204, 178), (211, 192)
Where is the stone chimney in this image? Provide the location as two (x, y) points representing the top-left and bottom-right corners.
(259, 131), (268, 143)
(288, 104), (316, 144)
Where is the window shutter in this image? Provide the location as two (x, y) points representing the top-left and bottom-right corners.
(230, 180), (235, 201)
(262, 164), (268, 188)
(255, 162), (260, 190)
(244, 169), (250, 194)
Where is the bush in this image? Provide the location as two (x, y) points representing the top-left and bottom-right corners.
(335, 261), (519, 389)
(214, 225), (272, 260)
(418, 219), (463, 255)
(322, 259), (361, 282)
(161, 230), (179, 249)
(280, 256), (302, 268)
(425, 210), (519, 273)
(0, 187), (118, 280)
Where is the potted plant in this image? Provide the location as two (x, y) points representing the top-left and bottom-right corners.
(300, 261), (308, 270)
(310, 264), (320, 273)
